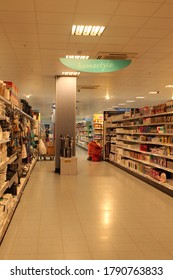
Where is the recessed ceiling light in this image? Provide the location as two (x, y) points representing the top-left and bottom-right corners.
(62, 72), (80, 76)
(148, 91), (159, 95)
(25, 94), (31, 98)
(112, 105), (118, 108)
(136, 96), (145, 99)
(165, 85), (173, 88)
(66, 55), (89, 59)
(71, 25), (105, 36)
(126, 100), (135, 103)
(118, 103), (126, 106)
(105, 93), (110, 100)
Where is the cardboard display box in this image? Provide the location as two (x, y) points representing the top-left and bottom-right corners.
(60, 156), (77, 175)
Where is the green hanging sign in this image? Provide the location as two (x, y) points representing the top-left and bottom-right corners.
(60, 58), (131, 73)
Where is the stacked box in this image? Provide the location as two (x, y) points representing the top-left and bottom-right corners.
(4, 81), (19, 107)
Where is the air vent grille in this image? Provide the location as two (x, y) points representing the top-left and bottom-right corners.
(96, 52), (138, 60)
(78, 85), (100, 91)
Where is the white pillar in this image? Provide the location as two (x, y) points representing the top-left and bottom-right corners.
(55, 76), (76, 173)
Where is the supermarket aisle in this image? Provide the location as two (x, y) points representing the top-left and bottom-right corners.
(1, 147), (173, 260)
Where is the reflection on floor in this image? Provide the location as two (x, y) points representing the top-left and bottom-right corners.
(0, 147), (173, 260)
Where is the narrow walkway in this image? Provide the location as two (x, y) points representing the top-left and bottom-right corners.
(0, 147), (173, 260)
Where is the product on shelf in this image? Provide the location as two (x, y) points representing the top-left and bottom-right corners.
(60, 134), (75, 158)
(105, 101), (173, 196)
(0, 82), (39, 242)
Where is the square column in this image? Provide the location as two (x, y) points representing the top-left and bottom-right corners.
(55, 76), (77, 173)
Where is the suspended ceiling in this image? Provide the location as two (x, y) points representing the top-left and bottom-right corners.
(1, 0), (173, 121)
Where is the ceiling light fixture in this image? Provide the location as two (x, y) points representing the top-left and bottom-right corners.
(26, 94), (31, 98)
(126, 100), (135, 103)
(118, 103), (126, 106)
(105, 93), (110, 100)
(136, 96), (145, 99)
(148, 91), (159, 95)
(165, 85), (173, 88)
(71, 25), (105, 36)
(66, 55), (89, 59)
(62, 72), (80, 76)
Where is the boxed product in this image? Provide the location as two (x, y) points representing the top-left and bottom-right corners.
(167, 160), (173, 169)
(60, 156), (77, 175)
(4, 81), (19, 106)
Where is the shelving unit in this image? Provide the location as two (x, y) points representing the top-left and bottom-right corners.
(76, 119), (93, 150)
(104, 102), (173, 196)
(93, 114), (103, 145)
(0, 91), (38, 243)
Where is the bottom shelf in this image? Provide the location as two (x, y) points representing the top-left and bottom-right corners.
(76, 143), (88, 150)
(107, 159), (173, 197)
(0, 157), (37, 243)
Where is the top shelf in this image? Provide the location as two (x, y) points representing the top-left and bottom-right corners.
(111, 111), (173, 123)
(0, 95), (34, 121)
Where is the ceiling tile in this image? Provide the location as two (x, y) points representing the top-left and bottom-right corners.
(128, 37), (160, 46)
(0, 11), (36, 23)
(99, 36), (130, 44)
(105, 26), (138, 37)
(76, 0), (119, 14)
(115, 2), (162, 16)
(7, 33), (38, 42)
(94, 44), (123, 53)
(36, 12), (73, 24)
(73, 14), (111, 25)
(38, 24), (70, 35)
(0, 0), (35, 11)
(143, 17), (173, 28)
(0, 32), (8, 41)
(14, 48), (40, 55)
(39, 34), (69, 43)
(122, 44), (151, 53)
(109, 15), (148, 28)
(148, 41), (173, 52)
(134, 28), (171, 38)
(67, 43), (98, 51)
(69, 36), (100, 44)
(39, 42), (68, 50)
(153, 3), (173, 17)
(2, 23), (37, 33)
(35, 0), (77, 13)
(11, 41), (39, 49)
(0, 24), (4, 32)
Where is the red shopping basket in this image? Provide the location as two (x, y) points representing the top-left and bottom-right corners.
(88, 141), (102, 161)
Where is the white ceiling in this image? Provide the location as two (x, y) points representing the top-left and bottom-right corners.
(1, 0), (173, 121)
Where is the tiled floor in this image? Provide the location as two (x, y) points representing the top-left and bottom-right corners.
(0, 147), (173, 260)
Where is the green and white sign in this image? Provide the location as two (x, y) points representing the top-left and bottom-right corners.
(60, 58), (131, 73)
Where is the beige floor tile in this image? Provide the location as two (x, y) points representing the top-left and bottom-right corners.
(64, 252), (92, 260)
(143, 251), (173, 260)
(62, 236), (89, 253)
(1, 147), (173, 261)
(37, 253), (64, 260)
(136, 241), (165, 252)
(91, 251), (119, 260)
(37, 234), (63, 252)
(6, 254), (37, 260)
(117, 250), (145, 260)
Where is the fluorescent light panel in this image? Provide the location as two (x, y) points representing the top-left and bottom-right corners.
(126, 100), (135, 103)
(62, 72), (80, 76)
(71, 25), (105, 36)
(66, 55), (89, 59)
(148, 91), (159, 95)
(136, 96), (145, 99)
